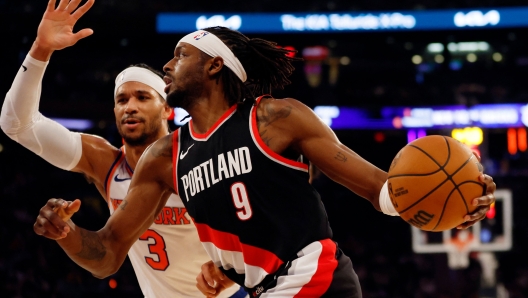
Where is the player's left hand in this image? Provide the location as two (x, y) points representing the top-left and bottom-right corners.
(34, 198), (81, 239)
(457, 152), (496, 229)
(196, 260), (235, 298)
(36, 0), (95, 51)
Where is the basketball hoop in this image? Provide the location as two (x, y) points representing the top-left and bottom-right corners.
(445, 229), (475, 269)
(411, 189), (513, 292)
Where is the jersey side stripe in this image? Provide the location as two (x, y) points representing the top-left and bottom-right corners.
(249, 103), (308, 172)
(172, 129), (180, 195)
(293, 239), (337, 297)
(194, 222), (284, 275)
(261, 239), (337, 297)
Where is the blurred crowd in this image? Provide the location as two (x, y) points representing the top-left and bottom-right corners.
(4, 0), (528, 115)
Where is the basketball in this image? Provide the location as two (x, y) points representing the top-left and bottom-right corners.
(387, 135), (485, 231)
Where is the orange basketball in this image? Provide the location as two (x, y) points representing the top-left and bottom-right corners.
(387, 135), (485, 231)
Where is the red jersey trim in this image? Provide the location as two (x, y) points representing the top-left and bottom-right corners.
(119, 146), (135, 175)
(104, 148), (126, 205)
(194, 222), (284, 274)
(249, 96), (309, 172)
(124, 161), (134, 175)
(294, 239), (338, 297)
(189, 104), (237, 141)
(172, 129), (180, 195)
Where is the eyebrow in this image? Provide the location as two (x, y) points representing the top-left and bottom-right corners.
(115, 89), (155, 98)
(175, 44), (189, 52)
(135, 89), (153, 95)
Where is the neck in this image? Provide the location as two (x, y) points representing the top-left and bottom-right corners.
(187, 85), (231, 134)
(123, 130), (170, 170)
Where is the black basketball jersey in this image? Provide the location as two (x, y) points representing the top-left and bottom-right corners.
(172, 96), (333, 288)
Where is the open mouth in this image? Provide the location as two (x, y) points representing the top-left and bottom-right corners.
(123, 118), (141, 128)
(163, 76), (173, 93)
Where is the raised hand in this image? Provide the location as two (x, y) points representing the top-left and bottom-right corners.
(34, 198), (81, 240)
(35, 0), (95, 52)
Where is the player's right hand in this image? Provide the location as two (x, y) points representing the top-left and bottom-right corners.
(33, 198), (81, 240)
(196, 260), (235, 298)
(35, 0), (95, 51)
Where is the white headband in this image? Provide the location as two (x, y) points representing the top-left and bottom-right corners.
(179, 30), (247, 82)
(114, 67), (167, 100)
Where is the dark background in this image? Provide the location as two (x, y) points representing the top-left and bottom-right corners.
(1, 0), (528, 297)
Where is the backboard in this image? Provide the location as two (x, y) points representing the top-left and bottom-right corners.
(411, 188), (512, 269)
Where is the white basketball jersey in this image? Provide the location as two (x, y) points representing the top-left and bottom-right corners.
(106, 148), (240, 298)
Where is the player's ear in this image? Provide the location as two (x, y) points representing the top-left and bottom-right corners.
(161, 102), (172, 120)
(208, 57), (224, 77)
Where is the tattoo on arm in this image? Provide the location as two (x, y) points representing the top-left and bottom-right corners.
(335, 152), (348, 162)
(119, 200), (128, 211)
(259, 104), (292, 128)
(151, 135), (173, 158)
(259, 129), (273, 147)
(257, 102), (293, 146)
(76, 229), (106, 260)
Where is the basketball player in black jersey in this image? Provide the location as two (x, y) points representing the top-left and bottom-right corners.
(42, 23), (497, 297)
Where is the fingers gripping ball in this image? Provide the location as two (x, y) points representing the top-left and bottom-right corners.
(388, 135), (486, 231)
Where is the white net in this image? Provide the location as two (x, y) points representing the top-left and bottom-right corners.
(445, 229), (475, 269)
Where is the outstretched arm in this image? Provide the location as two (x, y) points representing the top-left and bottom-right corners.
(257, 98), (387, 210)
(257, 97), (496, 223)
(0, 0), (118, 184)
(52, 135), (175, 278)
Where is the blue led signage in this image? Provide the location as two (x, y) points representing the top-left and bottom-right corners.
(157, 7), (528, 34)
(314, 104), (528, 130)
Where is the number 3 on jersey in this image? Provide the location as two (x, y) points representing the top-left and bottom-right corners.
(139, 229), (169, 270)
(231, 182), (253, 220)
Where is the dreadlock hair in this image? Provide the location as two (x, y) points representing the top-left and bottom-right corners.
(202, 26), (302, 105)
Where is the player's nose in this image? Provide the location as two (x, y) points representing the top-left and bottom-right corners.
(163, 59), (174, 74)
(124, 97), (140, 113)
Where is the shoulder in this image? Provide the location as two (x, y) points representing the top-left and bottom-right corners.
(75, 133), (121, 179)
(81, 133), (120, 153)
(144, 133), (174, 160)
(81, 134), (121, 164)
(135, 133), (175, 190)
(256, 97), (332, 145)
(257, 96), (313, 115)
(257, 96), (303, 110)
(256, 97), (315, 128)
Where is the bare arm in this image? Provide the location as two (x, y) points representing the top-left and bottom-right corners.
(55, 134), (175, 278)
(73, 135), (121, 189)
(257, 98), (387, 210)
(257, 97), (497, 220)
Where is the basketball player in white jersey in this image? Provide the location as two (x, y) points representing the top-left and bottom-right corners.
(0, 0), (243, 297)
